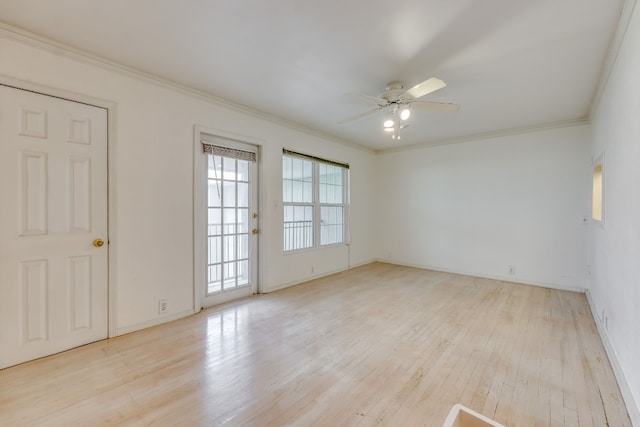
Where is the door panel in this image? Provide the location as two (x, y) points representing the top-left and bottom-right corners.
(0, 85), (108, 368)
(201, 138), (258, 308)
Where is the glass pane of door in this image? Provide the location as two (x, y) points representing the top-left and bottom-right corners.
(207, 154), (252, 295)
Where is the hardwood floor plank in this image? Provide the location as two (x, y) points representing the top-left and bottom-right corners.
(0, 263), (632, 426)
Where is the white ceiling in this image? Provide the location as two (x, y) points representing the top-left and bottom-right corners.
(0, 0), (626, 151)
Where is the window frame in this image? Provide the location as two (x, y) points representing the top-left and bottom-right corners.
(282, 150), (349, 252)
(592, 153), (605, 226)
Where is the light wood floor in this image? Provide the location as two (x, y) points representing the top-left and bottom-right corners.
(0, 263), (631, 427)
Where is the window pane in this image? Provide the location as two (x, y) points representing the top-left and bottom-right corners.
(207, 264), (221, 294)
(238, 182), (249, 207)
(208, 155), (222, 179)
(283, 179), (292, 202)
(284, 205), (293, 222)
(284, 204), (313, 251)
(321, 206), (344, 245)
(223, 208), (236, 234)
(223, 181), (236, 206)
(208, 208), (221, 235)
(292, 157), (303, 179)
(319, 166), (343, 204)
(237, 208), (249, 233)
(208, 180), (221, 207)
(303, 160), (312, 182)
(237, 160), (249, 182)
(293, 180), (303, 202)
(319, 164), (327, 182)
(334, 183), (343, 204)
(224, 235), (236, 261)
(302, 181), (313, 203)
(223, 157), (236, 177)
(238, 233), (249, 259)
(299, 205), (313, 222)
(283, 156), (292, 179)
(223, 262), (236, 289)
(283, 155), (313, 204)
(208, 236), (221, 264)
(237, 260), (249, 286)
(592, 162), (603, 221)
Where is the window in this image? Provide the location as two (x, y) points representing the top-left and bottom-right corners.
(592, 158), (604, 223)
(282, 150), (349, 251)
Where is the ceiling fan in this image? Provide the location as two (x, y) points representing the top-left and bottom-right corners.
(340, 77), (459, 139)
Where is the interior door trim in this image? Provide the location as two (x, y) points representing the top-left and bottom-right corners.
(0, 74), (118, 338)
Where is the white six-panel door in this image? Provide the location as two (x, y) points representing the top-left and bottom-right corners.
(0, 85), (108, 369)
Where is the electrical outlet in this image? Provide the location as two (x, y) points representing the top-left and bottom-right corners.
(508, 265), (516, 275)
(158, 299), (168, 314)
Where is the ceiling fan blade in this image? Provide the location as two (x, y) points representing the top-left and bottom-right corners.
(338, 107), (382, 124)
(410, 101), (460, 113)
(403, 77), (447, 100)
(345, 93), (389, 107)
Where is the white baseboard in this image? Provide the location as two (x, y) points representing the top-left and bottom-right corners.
(262, 259), (376, 293)
(585, 290), (639, 427)
(349, 259), (377, 269)
(374, 259), (587, 293)
(375, 260), (638, 424)
(117, 260), (378, 334)
(115, 308), (196, 336)
(264, 257), (584, 295)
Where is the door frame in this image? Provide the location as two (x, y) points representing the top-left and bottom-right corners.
(193, 125), (264, 311)
(0, 74), (118, 338)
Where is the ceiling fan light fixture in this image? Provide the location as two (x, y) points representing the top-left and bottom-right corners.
(339, 77), (457, 142)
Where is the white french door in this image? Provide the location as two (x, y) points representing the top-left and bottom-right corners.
(0, 84), (109, 368)
(199, 135), (258, 308)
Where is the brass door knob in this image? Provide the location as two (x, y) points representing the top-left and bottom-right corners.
(93, 238), (105, 247)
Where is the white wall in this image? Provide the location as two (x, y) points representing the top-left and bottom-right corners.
(0, 35), (377, 334)
(375, 125), (591, 291)
(590, 2), (640, 423)
(2, 20), (637, 422)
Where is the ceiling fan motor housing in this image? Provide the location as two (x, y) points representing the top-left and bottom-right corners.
(381, 81), (406, 104)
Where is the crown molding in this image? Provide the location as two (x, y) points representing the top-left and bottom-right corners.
(0, 22), (373, 154)
(376, 117), (589, 155)
(0, 19), (614, 157)
(589, 0), (638, 119)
